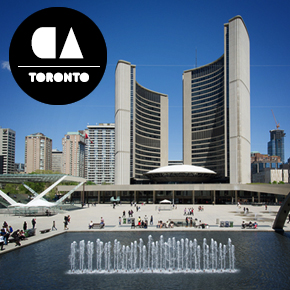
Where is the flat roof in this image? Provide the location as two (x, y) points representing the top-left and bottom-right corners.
(0, 174), (86, 184)
(58, 183), (290, 196)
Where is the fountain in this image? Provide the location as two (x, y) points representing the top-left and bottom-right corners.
(68, 235), (236, 274)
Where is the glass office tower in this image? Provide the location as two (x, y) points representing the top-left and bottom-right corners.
(268, 129), (285, 164)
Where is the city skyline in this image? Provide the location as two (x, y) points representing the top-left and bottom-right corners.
(1, 1), (289, 164)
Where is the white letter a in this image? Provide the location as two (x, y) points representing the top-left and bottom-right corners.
(60, 28), (83, 59)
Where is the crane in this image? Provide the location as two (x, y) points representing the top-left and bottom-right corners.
(271, 109), (280, 130)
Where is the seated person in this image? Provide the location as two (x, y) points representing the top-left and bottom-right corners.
(11, 230), (21, 246)
(0, 235), (4, 250)
(89, 221), (93, 229)
(9, 226), (13, 233)
(19, 230), (26, 240)
(1, 228), (9, 245)
(248, 221), (253, 228)
(241, 221), (246, 229)
(143, 221), (147, 229)
(100, 217), (105, 229)
(253, 222), (258, 229)
(131, 219), (135, 228)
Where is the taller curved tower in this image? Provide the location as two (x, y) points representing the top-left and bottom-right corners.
(183, 16), (250, 184)
(115, 60), (168, 184)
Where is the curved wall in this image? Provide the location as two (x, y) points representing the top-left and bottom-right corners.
(134, 83), (168, 181)
(183, 15), (250, 184)
(186, 56), (226, 176)
(115, 60), (168, 184)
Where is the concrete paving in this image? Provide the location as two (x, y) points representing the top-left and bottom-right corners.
(0, 203), (289, 254)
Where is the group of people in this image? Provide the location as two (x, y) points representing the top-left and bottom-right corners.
(0, 221), (31, 250)
(0, 221), (13, 249)
(241, 221), (258, 229)
(136, 216), (148, 228)
(123, 210), (134, 218)
(156, 220), (174, 228)
(88, 217), (105, 229)
(184, 208), (194, 215)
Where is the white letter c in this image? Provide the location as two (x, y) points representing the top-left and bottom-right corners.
(31, 27), (56, 59)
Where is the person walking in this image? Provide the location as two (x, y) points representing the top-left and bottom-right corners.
(64, 216), (69, 230)
(32, 218), (36, 229)
(52, 221), (57, 231)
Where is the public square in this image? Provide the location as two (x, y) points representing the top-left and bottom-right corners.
(1, 203), (289, 254)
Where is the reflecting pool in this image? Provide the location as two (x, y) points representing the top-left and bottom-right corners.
(1, 231), (290, 290)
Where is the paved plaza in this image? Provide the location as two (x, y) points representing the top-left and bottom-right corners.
(0, 203), (289, 254)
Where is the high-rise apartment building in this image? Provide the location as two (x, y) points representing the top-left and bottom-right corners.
(85, 123), (115, 184)
(183, 16), (250, 184)
(62, 132), (85, 177)
(115, 60), (168, 184)
(52, 149), (63, 173)
(0, 128), (16, 174)
(268, 129), (285, 164)
(25, 132), (52, 173)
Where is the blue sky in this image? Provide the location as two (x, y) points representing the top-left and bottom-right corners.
(1, 0), (289, 164)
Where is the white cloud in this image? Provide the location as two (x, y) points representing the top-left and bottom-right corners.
(1, 61), (11, 71)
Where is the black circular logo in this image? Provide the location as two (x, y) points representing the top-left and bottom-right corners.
(9, 7), (107, 105)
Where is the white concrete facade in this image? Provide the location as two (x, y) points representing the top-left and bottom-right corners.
(227, 16), (251, 184)
(160, 93), (169, 167)
(115, 60), (132, 185)
(253, 169), (289, 184)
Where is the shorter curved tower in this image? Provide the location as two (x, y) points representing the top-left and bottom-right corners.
(115, 60), (168, 184)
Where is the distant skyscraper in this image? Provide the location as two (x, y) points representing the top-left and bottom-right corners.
(268, 129), (285, 163)
(15, 163), (25, 173)
(25, 132), (52, 173)
(183, 16), (250, 184)
(115, 60), (168, 184)
(85, 123), (115, 184)
(0, 128), (16, 174)
(62, 132), (85, 177)
(52, 149), (63, 173)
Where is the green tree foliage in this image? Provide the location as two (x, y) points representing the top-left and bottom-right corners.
(86, 181), (95, 185)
